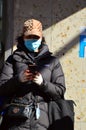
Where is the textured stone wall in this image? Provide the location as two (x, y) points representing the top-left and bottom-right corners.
(13, 0), (86, 129)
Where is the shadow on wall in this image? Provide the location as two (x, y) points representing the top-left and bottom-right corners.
(54, 34), (79, 59)
(31, 0), (86, 30)
(54, 29), (86, 59)
(3, 0), (86, 53)
(50, 0), (86, 23)
(21, 0), (86, 30)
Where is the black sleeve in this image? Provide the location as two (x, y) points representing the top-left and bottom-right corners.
(0, 55), (20, 96)
(40, 58), (66, 100)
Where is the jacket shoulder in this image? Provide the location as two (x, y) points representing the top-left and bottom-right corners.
(46, 55), (60, 71)
(49, 55), (60, 66)
(6, 55), (13, 63)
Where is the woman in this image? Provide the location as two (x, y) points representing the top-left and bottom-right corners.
(0, 19), (66, 130)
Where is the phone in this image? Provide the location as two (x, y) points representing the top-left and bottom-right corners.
(29, 64), (37, 74)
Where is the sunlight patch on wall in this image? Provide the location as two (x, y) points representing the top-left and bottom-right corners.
(43, 8), (86, 53)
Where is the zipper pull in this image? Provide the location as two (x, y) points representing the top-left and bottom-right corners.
(36, 103), (40, 119)
(0, 111), (4, 125)
(0, 115), (3, 125)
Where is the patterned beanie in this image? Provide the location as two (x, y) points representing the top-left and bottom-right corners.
(23, 19), (42, 38)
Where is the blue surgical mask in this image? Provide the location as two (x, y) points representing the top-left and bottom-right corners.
(24, 38), (42, 52)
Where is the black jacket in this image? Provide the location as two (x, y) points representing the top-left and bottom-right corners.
(0, 42), (66, 130)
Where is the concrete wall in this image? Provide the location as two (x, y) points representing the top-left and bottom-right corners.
(6, 0), (86, 130)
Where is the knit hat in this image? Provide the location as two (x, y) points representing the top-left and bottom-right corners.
(23, 19), (42, 38)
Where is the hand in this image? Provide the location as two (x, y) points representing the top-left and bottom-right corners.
(18, 69), (34, 83)
(33, 72), (43, 85)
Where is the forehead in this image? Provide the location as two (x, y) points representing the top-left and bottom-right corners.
(23, 35), (40, 39)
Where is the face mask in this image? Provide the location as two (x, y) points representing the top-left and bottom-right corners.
(24, 38), (42, 52)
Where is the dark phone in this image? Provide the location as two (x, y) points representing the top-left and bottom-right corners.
(29, 65), (37, 74)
